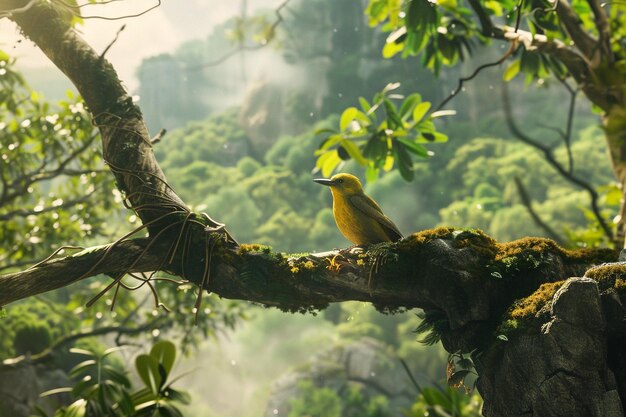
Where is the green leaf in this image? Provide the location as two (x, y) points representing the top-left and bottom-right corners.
(447, 369), (471, 387)
(412, 101), (431, 123)
(314, 127), (337, 135)
(69, 360), (96, 377)
(358, 97), (372, 113)
(520, 49), (540, 76)
(432, 132), (448, 142)
(394, 144), (415, 181)
(365, 165), (380, 182)
(64, 399), (87, 417)
(399, 93), (422, 118)
(340, 140), (368, 166)
(337, 145), (350, 160)
(39, 387), (73, 398)
(430, 109), (456, 118)
(503, 59), (521, 81)
(457, 358), (474, 370)
(340, 107), (358, 131)
(321, 151), (342, 177)
(363, 136), (387, 159)
(397, 137), (429, 157)
(135, 354), (162, 395)
(150, 340), (176, 377)
(315, 150), (334, 169)
(166, 388), (192, 405)
(383, 99), (403, 129)
(382, 41), (404, 58)
(134, 399), (158, 412)
(318, 134), (343, 153)
(68, 348), (95, 357)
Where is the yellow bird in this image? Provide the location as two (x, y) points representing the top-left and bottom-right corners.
(314, 173), (403, 245)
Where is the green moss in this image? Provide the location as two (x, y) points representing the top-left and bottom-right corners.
(508, 281), (565, 320)
(398, 227), (498, 258)
(238, 243), (273, 254)
(497, 280), (565, 337)
(499, 265), (626, 338)
(403, 226), (457, 246)
(496, 237), (617, 264)
(491, 238), (617, 278)
(584, 263), (626, 290)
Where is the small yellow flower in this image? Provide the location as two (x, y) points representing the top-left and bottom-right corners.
(356, 259), (364, 266)
(290, 266), (300, 274)
(303, 260), (314, 269)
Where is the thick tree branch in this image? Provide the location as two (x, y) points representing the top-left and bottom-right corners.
(467, 0), (497, 37)
(5, 0), (187, 232)
(0, 1), (620, 362)
(0, 238), (165, 306)
(555, 0), (599, 60)
(0, 191), (95, 220)
(586, 0), (613, 63)
(0, 228), (617, 353)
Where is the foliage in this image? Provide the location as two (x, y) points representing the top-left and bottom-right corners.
(438, 132), (616, 245)
(288, 381), (342, 417)
(288, 380), (394, 417)
(315, 83), (449, 181)
(406, 385), (483, 417)
(0, 52), (118, 272)
(0, 278), (246, 363)
(37, 341), (191, 417)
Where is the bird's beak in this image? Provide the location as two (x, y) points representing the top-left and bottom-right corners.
(313, 178), (334, 187)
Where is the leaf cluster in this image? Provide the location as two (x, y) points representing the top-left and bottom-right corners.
(0, 53), (118, 272)
(36, 341), (190, 417)
(315, 82), (448, 182)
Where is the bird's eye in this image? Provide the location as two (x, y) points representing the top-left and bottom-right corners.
(336, 179), (344, 184)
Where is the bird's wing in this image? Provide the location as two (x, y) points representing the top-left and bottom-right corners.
(349, 195), (403, 241)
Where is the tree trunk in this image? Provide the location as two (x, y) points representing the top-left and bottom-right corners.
(604, 106), (626, 248)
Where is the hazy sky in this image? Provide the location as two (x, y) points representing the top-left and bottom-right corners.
(1, 0), (282, 90)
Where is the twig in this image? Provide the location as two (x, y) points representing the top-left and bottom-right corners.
(514, 177), (566, 244)
(515, 0), (524, 32)
(1, 316), (167, 368)
(559, 78), (578, 173)
(186, 0), (291, 71)
(502, 85), (613, 242)
(82, 0), (161, 21)
(100, 25), (126, 59)
(400, 358), (423, 394)
(150, 128), (167, 145)
(433, 41), (517, 113)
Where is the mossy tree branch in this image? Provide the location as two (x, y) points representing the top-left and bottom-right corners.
(0, 0), (619, 357)
(4, 0), (186, 233)
(0, 226), (617, 353)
